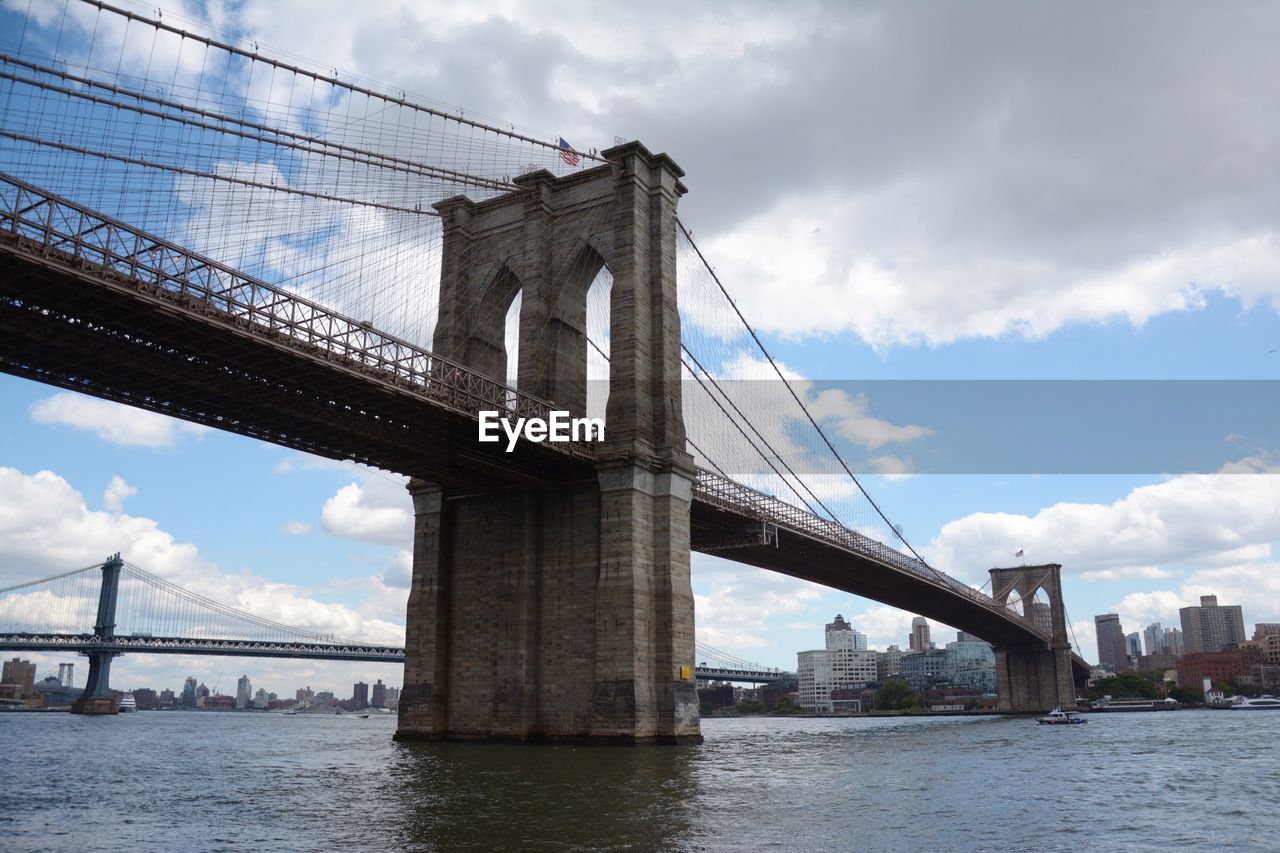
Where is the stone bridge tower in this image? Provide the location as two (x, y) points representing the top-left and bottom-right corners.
(988, 563), (1080, 713)
(395, 142), (700, 744)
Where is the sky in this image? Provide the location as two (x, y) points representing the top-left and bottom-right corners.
(2, 0), (1280, 697)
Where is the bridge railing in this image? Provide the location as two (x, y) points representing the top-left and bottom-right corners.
(693, 470), (1031, 623)
(0, 172), (595, 459)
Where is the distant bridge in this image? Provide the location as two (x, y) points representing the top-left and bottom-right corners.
(0, 557), (785, 709)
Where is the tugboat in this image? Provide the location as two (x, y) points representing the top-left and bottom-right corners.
(1037, 706), (1086, 725)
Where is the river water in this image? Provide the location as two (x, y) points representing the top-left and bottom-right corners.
(1, 711), (1276, 851)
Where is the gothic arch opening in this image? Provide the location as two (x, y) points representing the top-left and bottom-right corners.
(585, 265), (613, 423)
(504, 287), (523, 390)
(1029, 587), (1053, 636)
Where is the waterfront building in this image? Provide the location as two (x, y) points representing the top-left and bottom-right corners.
(1, 658), (36, 697)
(1254, 623), (1280, 641)
(945, 637), (996, 693)
(797, 649), (835, 711)
(1261, 634), (1280, 665)
(797, 615), (879, 711)
(235, 675), (252, 710)
(1179, 595), (1246, 654)
(253, 688), (270, 709)
(1136, 653), (1178, 673)
(877, 645), (904, 681)
(909, 617), (933, 652)
(1164, 627), (1184, 657)
(297, 686), (314, 703)
(1177, 647), (1263, 691)
(182, 677), (197, 707)
(353, 681), (369, 709)
(384, 686), (400, 708)
(901, 649), (949, 690)
(1095, 614), (1129, 672)
(371, 679), (386, 708)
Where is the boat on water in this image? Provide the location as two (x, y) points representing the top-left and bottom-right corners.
(118, 694), (137, 713)
(1037, 707), (1086, 725)
(281, 709), (298, 716)
(1230, 695), (1280, 710)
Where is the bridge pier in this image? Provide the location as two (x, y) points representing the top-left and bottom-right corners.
(396, 142), (700, 744)
(989, 564), (1080, 713)
(70, 554), (123, 715)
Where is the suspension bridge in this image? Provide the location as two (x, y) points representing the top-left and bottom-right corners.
(0, 1), (1085, 739)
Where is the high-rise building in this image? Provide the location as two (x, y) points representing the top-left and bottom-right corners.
(384, 686), (400, 709)
(798, 615), (879, 711)
(1254, 623), (1280, 641)
(182, 676), (197, 707)
(1179, 595), (1247, 654)
(1143, 623), (1167, 656)
(371, 679), (386, 708)
(909, 617), (933, 652)
(297, 685), (314, 703)
(253, 688), (269, 709)
(1, 658), (36, 697)
(1125, 632), (1142, 660)
(826, 615), (854, 650)
(1164, 627), (1184, 657)
(235, 675), (252, 710)
(1095, 614), (1129, 672)
(353, 681), (369, 709)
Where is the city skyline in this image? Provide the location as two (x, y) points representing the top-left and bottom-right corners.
(3, 0), (1280, 688)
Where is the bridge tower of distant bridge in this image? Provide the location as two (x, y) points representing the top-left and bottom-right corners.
(399, 142), (700, 744)
(988, 563), (1080, 712)
(68, 554), (123, 715)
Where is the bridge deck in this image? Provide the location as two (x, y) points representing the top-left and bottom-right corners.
(0, 633), (778, 681)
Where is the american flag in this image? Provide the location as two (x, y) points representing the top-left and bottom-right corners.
(558, 137), (580, 166)
(1015, 548), (1024, 558)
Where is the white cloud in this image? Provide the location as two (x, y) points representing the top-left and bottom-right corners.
(1081, 566), (1174, 582)
(29, 392), (209, 448)
(1112, 590), (1191, 632)
(102, 476), (138, 513)
(808, 388), (932, 450)
(928, 466), (1280, 583)
(283, 520), (311, 535)
(320, 478), (412, 546)
(693, 553), (825, 653)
